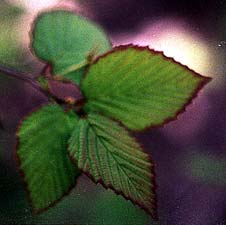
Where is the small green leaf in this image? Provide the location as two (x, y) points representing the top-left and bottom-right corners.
(68, 113), (156, 217)
(32, 10), (111, 84)
(62, 67), (86, 86)
(17, 104), (80, 212)
(82, 45), (211, 131)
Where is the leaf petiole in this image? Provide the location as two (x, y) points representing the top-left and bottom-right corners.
(59, 60), (88, 76)
(0, 64), (47, 96)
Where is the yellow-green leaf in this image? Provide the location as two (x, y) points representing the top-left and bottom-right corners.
(68, 113), (157, 217)
(82, 45), (211, 131)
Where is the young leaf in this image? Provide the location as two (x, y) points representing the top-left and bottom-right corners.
(32, 10), (111, 84)
(68, 113), (157, 217)
(82, 45), (211, 131)
(17, 104), (80, 213)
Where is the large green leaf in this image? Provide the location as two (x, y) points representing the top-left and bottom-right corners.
(32, 10), (111, 84)
(17, 104), (80, 212)
(82, 46), (211, 131)
(68, 113), (156, 217)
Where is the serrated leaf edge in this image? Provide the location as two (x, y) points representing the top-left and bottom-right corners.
(82, 44), (212, 131)
(15, 103), (80, 215)
(67, 114), (158, 220)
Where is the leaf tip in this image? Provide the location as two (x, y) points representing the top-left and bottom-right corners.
(67, 115), (159, 219)
(83, 44), (212, 131)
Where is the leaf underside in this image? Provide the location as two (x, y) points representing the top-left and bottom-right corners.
(82, 46), (210, 131)
(68, 113), (156, 217)
(32, 10), (111, 84)
(17, 104), (80, 212)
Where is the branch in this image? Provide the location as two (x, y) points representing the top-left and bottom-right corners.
(0, 65), (85, 112)
(0, 65), (48, 96)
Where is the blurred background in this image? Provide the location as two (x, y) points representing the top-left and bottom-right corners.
(0, 0), (225, 224)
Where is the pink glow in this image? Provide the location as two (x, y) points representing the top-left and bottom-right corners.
(113, 18), (211, 75)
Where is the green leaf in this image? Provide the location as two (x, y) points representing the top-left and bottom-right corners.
(17, 104), (80, 212)
(68, 113), (156, 217)
(32, 10), (111, 84)
(62, 67), (86, 86)
(82, 45), (211, 131)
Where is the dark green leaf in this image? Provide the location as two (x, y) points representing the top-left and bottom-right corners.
(32, 10), (111, 84)
(68, 113), (156, 217)
(17, 104), (80, 212)
(82, 45), (211, 131)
